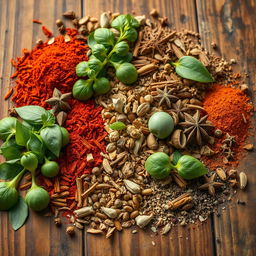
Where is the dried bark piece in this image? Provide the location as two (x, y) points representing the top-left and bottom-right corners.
(168, 193), (192, 210)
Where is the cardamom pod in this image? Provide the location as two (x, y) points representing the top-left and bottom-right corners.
(101, 207), (118, 219)
(123, 179), (141, 194)
(135, 214), (154, 228)
(170, 129), (186, 149)
(239, 172), (248, 189)
(102, 158), (113, 174)
(100, 12), (110, 28)
(73, 206), (94, 217)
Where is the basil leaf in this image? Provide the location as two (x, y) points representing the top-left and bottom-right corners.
(172, 56), (214, 83)
(122, 28), (137, 42)
(171, 151), (183, 165)
(88, 58), (103, 74)
(0, 162), (23, 180)
(72, 79), (94, 101)
(88, 32), (97, 48)
(110, 52), (133, 64)
(0, 139), (23, 160)
(9, 196), (29, 231)
(76, 61), (89, 77)
(15, 121), (31, 146)
(15, 105), (47, 125)
(94, 28), (115, 46)
(91, 44), (107, 62)
(114, 41), (129, 56)
(125, 14), (140, 28)
(27, 133), (45, 163)
(40, 125), (62, 157)
(41, 111), (55, 127)
(109, 122), (126, 131)
(111, 15), (127, 31)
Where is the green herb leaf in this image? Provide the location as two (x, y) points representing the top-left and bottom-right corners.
(76, 61), (89, 77)
(94, 28), (115, 46)
(114, 41), (129, 56)
(172, 56), (214, 83)
(110, 52), (133, 64)
(88, 57), (103, 74)
(0, 139), (23, 160)
(9, 196), (29, 231)
(40, 125), (62, 157)
(41, 111), (55, 127)
(111, 15), (127, 31)
(15, 105), (47, 125)
(72, 79), (94, 101)
(88, 32), (97, 48)
(0, 162), (23, 180)
(92, 44), (107, 62)
(126, 14), (140, 28)
(122, 28), (138, 42)
(115, 62), (138, 85)
(171, 151), (183, 165)
(109, 121), (126, 130)
(15, 121), (31, 146)
(27, 133), (45, 163)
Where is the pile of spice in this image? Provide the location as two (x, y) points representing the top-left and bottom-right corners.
(4, 10), (252, 237)
(11, 29), (88, 107)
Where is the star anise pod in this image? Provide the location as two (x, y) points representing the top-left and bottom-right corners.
(170, 100), (189, 120)
(45, 88), (72, 114)
(198, 173), (224, 196)
(179, 110), (213, 145)
(154, 86), (178, 108)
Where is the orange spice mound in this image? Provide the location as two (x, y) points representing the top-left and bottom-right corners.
(202, 84), (253, 168)
(11, 28), (89, 108)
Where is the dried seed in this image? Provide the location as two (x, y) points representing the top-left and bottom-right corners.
(243, 144), (254, 151)
(136, 102), (151, 117)
(63, 11), (76, 19)
(170, 129), (186, 149)
(124, 205), (133, 212)
(161, 223), (172, 235)
(87, 228), (103, 234)
(130, 210), (139, 219)
(101, 207), (118, 219)
(239, 172), (248, 189)
(150, 8), (158, 17)
(74, 206), (94, 218)
(146, 133), (158, 150)
(142, 188), (153, 195)
(114, 220), (123, 231)
(48, 37), (55, 45)
(79, 16), (90, 25)
(66, 226), (75, 235)
(102, 158), (113, 174)
(100, 12), (110, 28)
(216, 168), (227, 181)
(75, 222), (84, 230)
(123, 179), (141, 194)
(135, 215), (154, 228)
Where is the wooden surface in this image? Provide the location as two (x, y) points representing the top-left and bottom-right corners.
(0, 0), (255, 255)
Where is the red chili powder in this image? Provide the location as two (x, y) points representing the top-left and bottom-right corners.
(11, 29), (107, 210)
(11, 29), (88, 108)
(202, 84), (253, 168)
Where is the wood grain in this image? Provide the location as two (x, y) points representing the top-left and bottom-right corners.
(0, 0), (255, 255)
(196, 1), (256, 256)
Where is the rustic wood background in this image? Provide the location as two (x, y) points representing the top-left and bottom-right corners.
(0, 0), (255, 255)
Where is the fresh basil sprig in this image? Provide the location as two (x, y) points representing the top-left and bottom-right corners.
(73, 14), (140, 101)
(0, 104), (70, 230)
(171, 56), (214, 83)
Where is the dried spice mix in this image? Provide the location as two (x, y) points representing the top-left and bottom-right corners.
(0, 10), (253, 236)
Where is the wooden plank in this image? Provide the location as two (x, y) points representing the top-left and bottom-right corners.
(0, 1), (83, 256)
(82, 1), (214, 255)
(196, 0), (256, 255)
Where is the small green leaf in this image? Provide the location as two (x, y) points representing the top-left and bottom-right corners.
(0, 139), (23, 160)
(109, 122), (126, 130)
(88, 58), (103, 74)
(172, 56), (214, 83)
(76, 61), (89, 77)
(122, 28), (137, 42)
(88, 32), (97, 48)
(110, 52), (133, 64)
(114, 41), (129, 56)
(41, 111), (55, 127)
(94, 28), (115, 46)
(27, 133), (45, 163)
(15, 105), (47, 125)
(171, 151), (183, 165)
(111, 15), (127, 31)
(0, 162), (23, 180)
(72, 79), (94, 101)
(91, 44), (107, 62)
(40, 125), (62, 157)
(15, 121), (31, 146)
(9, 196), (29, 231)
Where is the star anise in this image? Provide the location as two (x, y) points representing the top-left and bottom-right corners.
(170, 100), (189, 120)
(45, 88), (72, 114)
(198, 173), (224, 196)
(179, 110), (213, 145)
(154, 86), (178, 108)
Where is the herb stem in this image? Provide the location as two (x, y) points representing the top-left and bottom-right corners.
(9, 168), (26, 188)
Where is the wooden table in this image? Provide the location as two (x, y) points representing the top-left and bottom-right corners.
(0, 0), (255, 255)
